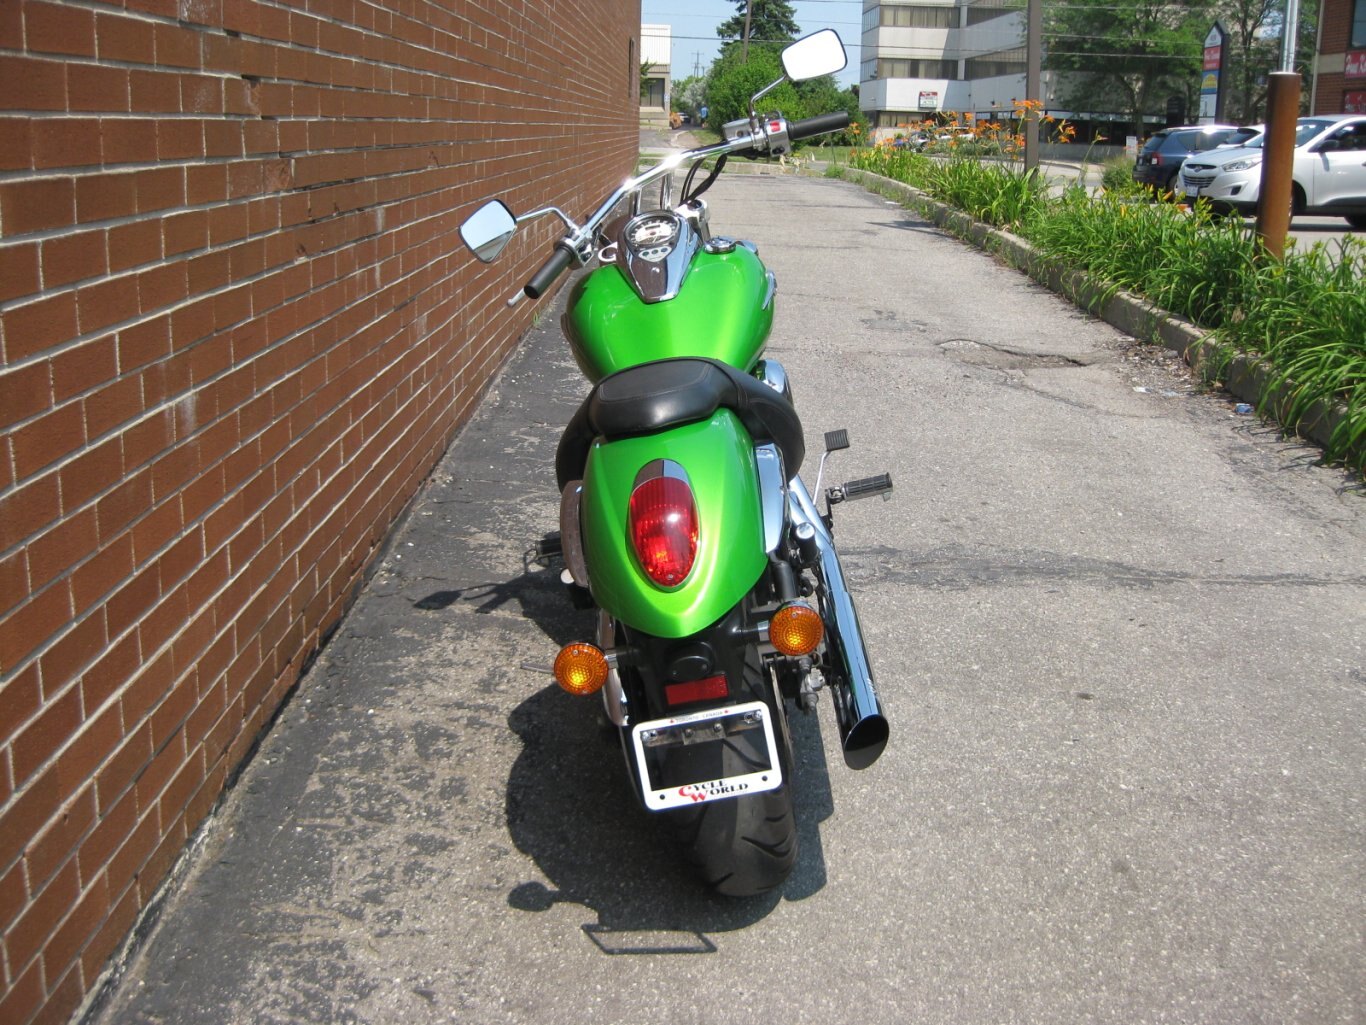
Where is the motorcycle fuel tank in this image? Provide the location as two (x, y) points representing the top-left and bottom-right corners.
(561, 244), (775, 383)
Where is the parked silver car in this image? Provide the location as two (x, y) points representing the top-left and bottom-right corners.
(1179, 114), (1366, 227)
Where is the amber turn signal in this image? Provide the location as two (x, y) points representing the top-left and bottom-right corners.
(553, 643), (610, 695)
(769, 603), (824, 656)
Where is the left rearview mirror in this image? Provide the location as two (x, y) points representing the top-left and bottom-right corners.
(781, 29), (846, 83)
(460, 200), (517, 263)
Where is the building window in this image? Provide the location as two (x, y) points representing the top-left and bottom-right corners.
(1355, 0), (1366, 48)
(965, 47), (1026, 79)
(880, 5), (957, 29)
(877, 58), (958, 79)
(643, 78), (665, 108)
(966, 0), (1016, 27)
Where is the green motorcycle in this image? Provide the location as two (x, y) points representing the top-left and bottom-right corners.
(460, 29), (890, 896)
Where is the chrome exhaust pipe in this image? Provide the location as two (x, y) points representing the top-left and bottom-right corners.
(788, 478), (889, 769)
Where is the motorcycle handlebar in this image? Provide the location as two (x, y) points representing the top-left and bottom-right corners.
(523, 242), (576, 299)
(788, 111), (851, 142)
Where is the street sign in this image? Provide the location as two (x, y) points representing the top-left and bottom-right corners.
(1199, 22), (1228, 123)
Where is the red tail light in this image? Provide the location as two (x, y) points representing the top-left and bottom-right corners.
(628, 461), (698, 588)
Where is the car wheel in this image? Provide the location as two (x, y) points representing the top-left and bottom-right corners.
(1345, 214), (1366, 231)
(1288, 184), (1305, 225)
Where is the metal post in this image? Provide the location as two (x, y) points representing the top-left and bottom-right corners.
(1025, 0), (1041, 171)
(1254, 72), (1301, 260)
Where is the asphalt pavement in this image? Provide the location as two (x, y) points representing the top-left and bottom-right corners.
(90, 171), (1364, 1025)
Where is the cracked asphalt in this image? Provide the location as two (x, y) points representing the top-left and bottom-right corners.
(91, 173), (1364, 1025)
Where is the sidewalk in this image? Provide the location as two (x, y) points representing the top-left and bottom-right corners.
(90, 173), (1364, 1025)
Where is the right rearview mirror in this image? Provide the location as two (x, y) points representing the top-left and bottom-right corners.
(460, 200), (517, 263)
(781, 29), (846, 82)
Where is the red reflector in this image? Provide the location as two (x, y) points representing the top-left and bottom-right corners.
(664, 674), (729, 707)
(629, 474), (698, 587)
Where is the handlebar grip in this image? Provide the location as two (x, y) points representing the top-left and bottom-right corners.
(788, 111), (851, 142)
(523, 243), (576, 300)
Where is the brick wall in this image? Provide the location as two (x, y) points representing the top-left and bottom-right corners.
(0, 2), (639, 1022)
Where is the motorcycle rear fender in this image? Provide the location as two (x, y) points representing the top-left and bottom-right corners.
(581, 411), (768, 639)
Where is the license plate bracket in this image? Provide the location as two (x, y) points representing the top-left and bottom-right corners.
(631, 701), (782, 811)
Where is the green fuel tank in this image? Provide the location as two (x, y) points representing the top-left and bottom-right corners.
(561, 244), (775, 382)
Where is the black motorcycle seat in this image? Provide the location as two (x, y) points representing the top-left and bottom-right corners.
(555, 358), (804, 489)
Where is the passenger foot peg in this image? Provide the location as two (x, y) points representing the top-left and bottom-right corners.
(827, 473), (893, 505)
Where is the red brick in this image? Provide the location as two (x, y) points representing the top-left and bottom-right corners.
(106, 218), (163, 275)
(68, 64), (131, 114)
(119, 409), (173, 472)
(3, 858), (77, 977)
(95, 469), (154, 545)
(0, 546), (27, 618)
(10, 685), (82, 787)
(10, 400), (85, 480)
(156, 117), (202, 161)
(0, 960), (43, 1025)
(44, 871), (110, 992)
(0, 856), (26, 936)
(130, 68), (182, 115)
(80, 630), (140, 713)
(24, 786), (96, 893)
(77, 275), (141, 335)
(80, 374), (143, 442)
(135, 166), (186, 214)
(162, 210), (209, 257)
(117, 316), (171, 372)
(75, 171), (138, 224)
(0, 239), (40, 303)
(25, 506), (97, 594)
(72, 534), (135, 618)
(42, 230), (109, 291)
(0, 578), (72, 672)
(50, 335), (117, 401)
(100, 118), (159, 166)
(95, 725), (151, 814)
(153, 22), (200, 69)
(24, 1), (97, 58)
(30, 117), (103, 171)
(137, 262), (189, 315)
(104, 561), (159, 641)
(52, 702), (123, 814)
(0, 473), (61, 551)
(0, 662), (42, 747)
(38, 610), (110, 696)
(0, 57), (67, 112)
(95, 11), (156, 65)
(1, 290), (79, 362)
(0, 359), (52, 429)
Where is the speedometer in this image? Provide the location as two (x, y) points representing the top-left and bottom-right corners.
(627, 215), (679, 253)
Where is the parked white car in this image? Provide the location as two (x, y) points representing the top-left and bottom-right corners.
(1178, 114), (1366, 227)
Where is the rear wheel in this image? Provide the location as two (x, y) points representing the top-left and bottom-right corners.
(1345, 213), (1366, 230)
(659, 662), (797, 897)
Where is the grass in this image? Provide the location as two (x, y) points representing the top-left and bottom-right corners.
(844, 144), (1366, 471)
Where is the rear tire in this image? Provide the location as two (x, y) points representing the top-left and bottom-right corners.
(662, 742), (797, 897)
(1345, 213), (1366, 230)
(659, 662), (797, 897)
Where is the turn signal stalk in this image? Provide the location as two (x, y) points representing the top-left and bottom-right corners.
(553, 643), (609, 695)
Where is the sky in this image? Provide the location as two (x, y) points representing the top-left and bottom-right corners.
(640, 0), (864, 86)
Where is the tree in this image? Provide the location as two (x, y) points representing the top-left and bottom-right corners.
(1044, 0), (1214, 137)
(717, 0), (800, 57)
(704, 45), (805, 130)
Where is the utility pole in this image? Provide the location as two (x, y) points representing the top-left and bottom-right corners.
(1025, 0), (1041, 171)
(743, 0), (753, 62)
(1256, 0), (1303, 258)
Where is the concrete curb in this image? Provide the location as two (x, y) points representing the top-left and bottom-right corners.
(836, 166), (1356, 466)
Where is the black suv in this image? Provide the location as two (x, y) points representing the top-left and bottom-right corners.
(1132, 124), (1237, 192)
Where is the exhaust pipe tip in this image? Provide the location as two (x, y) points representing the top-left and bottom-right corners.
(841, 713), (889, 770)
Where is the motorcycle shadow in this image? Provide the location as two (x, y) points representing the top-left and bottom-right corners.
(504, 683), (835, 949)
